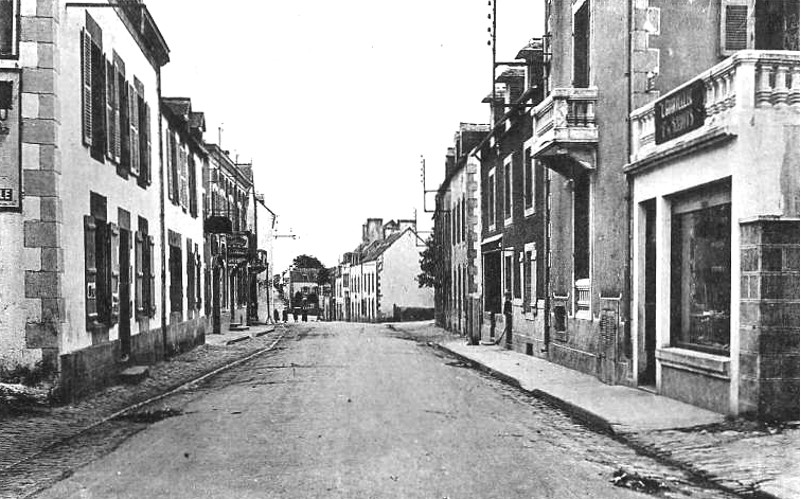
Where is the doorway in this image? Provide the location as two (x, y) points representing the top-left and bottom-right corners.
(119, 228), (131, 360)
(641, 199), (657, 387)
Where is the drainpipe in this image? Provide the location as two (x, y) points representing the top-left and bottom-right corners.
(625, 0), (634, 368)
(157, 68), (168, 358)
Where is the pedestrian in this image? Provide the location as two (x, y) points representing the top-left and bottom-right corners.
(273, 308), (279, 324)
(503, 291), (513, 343)
(292, 308), (298, 322)
(302, 309), (308, 322)
(282, 308), (288, 323)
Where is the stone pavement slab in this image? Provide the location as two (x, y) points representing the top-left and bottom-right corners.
(205, 323), (276, 346)
(436, 337), (799, 499)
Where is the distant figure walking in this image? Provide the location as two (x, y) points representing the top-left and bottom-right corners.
(282, 308), (288, 323)
(292, 308), (299, 322)
(302, 309), (308, 322)
(503, 291), (513, 345)
(273, 308), (279, 324)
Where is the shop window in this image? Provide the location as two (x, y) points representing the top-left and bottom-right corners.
(670, 184), (732, 354)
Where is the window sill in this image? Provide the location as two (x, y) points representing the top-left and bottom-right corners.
(656, 347), (730, 380)
(524, 207), (535, 218)
(504, 217), (513, 227)
(574, 309), (592, 321)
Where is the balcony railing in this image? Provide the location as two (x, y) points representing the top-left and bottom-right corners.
(575, 278), (591, 316)
(533, 87), (599, 151)
(630, 50), (800, 163)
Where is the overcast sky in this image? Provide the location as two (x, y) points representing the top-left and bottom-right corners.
(146, 0), (542, 271)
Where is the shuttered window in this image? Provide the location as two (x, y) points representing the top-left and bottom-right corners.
(168, 133), (179, 204)
(117, 57), (129, 173)
(105, 59), (116, 161)
(186, 240), (195, 316)
(179, 146), (189, 210)
(138, 97), (151, 187)
(129, 81), (140, 176)
(195, 244), (202, 311)
(721, 0), (749, 54)
(189, 153), (198, 217)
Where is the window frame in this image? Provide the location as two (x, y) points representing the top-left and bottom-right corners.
(503, 154), (514, 226)
(487, 167), (497, 232)
(524, 146), (535, 217)
(0, 0), (20, 59)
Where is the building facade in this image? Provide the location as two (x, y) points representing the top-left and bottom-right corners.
(0, 0), (169, 398)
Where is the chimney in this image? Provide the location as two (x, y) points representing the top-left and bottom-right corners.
(396, 219), (416, 233)
(366, 218), (383, 243)
(445, 147), (456, 178)
(383, 220), (399, 239)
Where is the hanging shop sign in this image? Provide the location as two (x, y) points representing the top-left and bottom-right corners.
(227, 233), (249, 265)
(0, 70), (21, 211)
(654, 79), (706, 145)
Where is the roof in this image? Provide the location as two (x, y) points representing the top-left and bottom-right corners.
(162, 97), (191, 120)
(359, 230), (406, 262)
(496, 68), (525, 82)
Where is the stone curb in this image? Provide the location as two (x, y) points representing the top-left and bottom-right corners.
(432, 341), (785, 499)
(3, 326), (288, 476)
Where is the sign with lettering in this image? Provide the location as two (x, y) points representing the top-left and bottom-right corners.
(654, 79), (706, 145)
(0, 70), (20, 211)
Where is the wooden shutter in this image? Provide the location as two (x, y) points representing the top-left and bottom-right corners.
(186, 241), (194, 314)
(84, 215), (98, 329)
(147, 235), (156, 317)
(135, 230), (144, 316)
(720, 0), (750, 55)
(113, 62), (122, 162)
(138, 99), (150, 187)
(128, 83), (140, 176)
(167, 134), (177, 203)
(81, 30), (93, 146)
(105, 58), (115, 160)
(196, 246), (202, 310)
(109, 222), (120, 324)
(189, 154), (198, 217)
(180, 147), (188, 210)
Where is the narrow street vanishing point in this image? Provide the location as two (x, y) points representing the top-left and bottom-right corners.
(20, 321), (740, 499)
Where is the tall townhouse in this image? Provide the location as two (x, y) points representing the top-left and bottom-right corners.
(203, 143), (254, 333)
(0, 0), (168, 398)
(434, 123), (488, 340)
(160, 97), (207, 354)
(625, 1), (799, 419)
(477, 40), (548, 355)
(525, 0), (798, 419)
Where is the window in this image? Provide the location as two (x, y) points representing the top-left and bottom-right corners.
(189, 153), (198, 217)
(503, 158), (512, 223)
(179, 146), (189, 210)
(487, 169), (496, 229)
(137, 90), (151, 187)
(169, 234), (183, 316)
(524, 149), (534, 214)
(128, 78), (141, 177)
(670, 183), (731, 354)
(135, 217), (156, 320)
(523, 247), (537, 313)
(721, 0), (799, 55)
(0, 0), (18, 58)
(574, 175), (590, 281)
(461, 197), (466, 243)
(81, 14), (107, 162)
(84, 192), (120, 330)
(504, 251), (513, 296)
(573, 0), (591, 88)
(195, 243), (202, 311)
(167, 133), (179, 203)
(513, 250), (522, 299)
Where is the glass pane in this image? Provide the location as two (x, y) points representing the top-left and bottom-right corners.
(670, 203), (731, 354)
(0, 0), (13, 56)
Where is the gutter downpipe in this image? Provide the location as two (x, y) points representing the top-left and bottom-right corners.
(157, 68), (168, 358)
(625, 0), (634, 376)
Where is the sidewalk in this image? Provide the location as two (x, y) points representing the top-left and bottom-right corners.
(0, 323), (284, 492)
(437, 338), (799, 499)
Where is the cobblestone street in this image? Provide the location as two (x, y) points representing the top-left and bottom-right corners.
(1, 322), (748, 498)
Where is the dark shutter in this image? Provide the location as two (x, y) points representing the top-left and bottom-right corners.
(119, 71), (130, 174)
(147, 235), (156, 317)
(725, 4), (748, 51)
(105, 58), (115, 160)
(186, 241), (194, 314)
(135, 230), (144, 316)
(129, 82), (140, 176)
(196, 246), (202, 310)
(84, 215), (98, 329)
(138, 98), (150, 187)
(109, 222), (120, 324)
(81, 30), (93, 146)
(189, 154), (198, 217)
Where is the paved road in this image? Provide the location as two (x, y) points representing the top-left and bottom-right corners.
(35, 322), (735, 499)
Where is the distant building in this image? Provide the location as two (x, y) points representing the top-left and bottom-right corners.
(335, 219), (433, 322)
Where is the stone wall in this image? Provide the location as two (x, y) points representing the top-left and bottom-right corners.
(739, 219), (800, 420)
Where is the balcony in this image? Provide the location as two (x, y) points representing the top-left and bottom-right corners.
(629, 50), (800, 167)
(532, 87), (599, 178)
(575, 278), (591, 318)
(204, 209), (232, 234)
